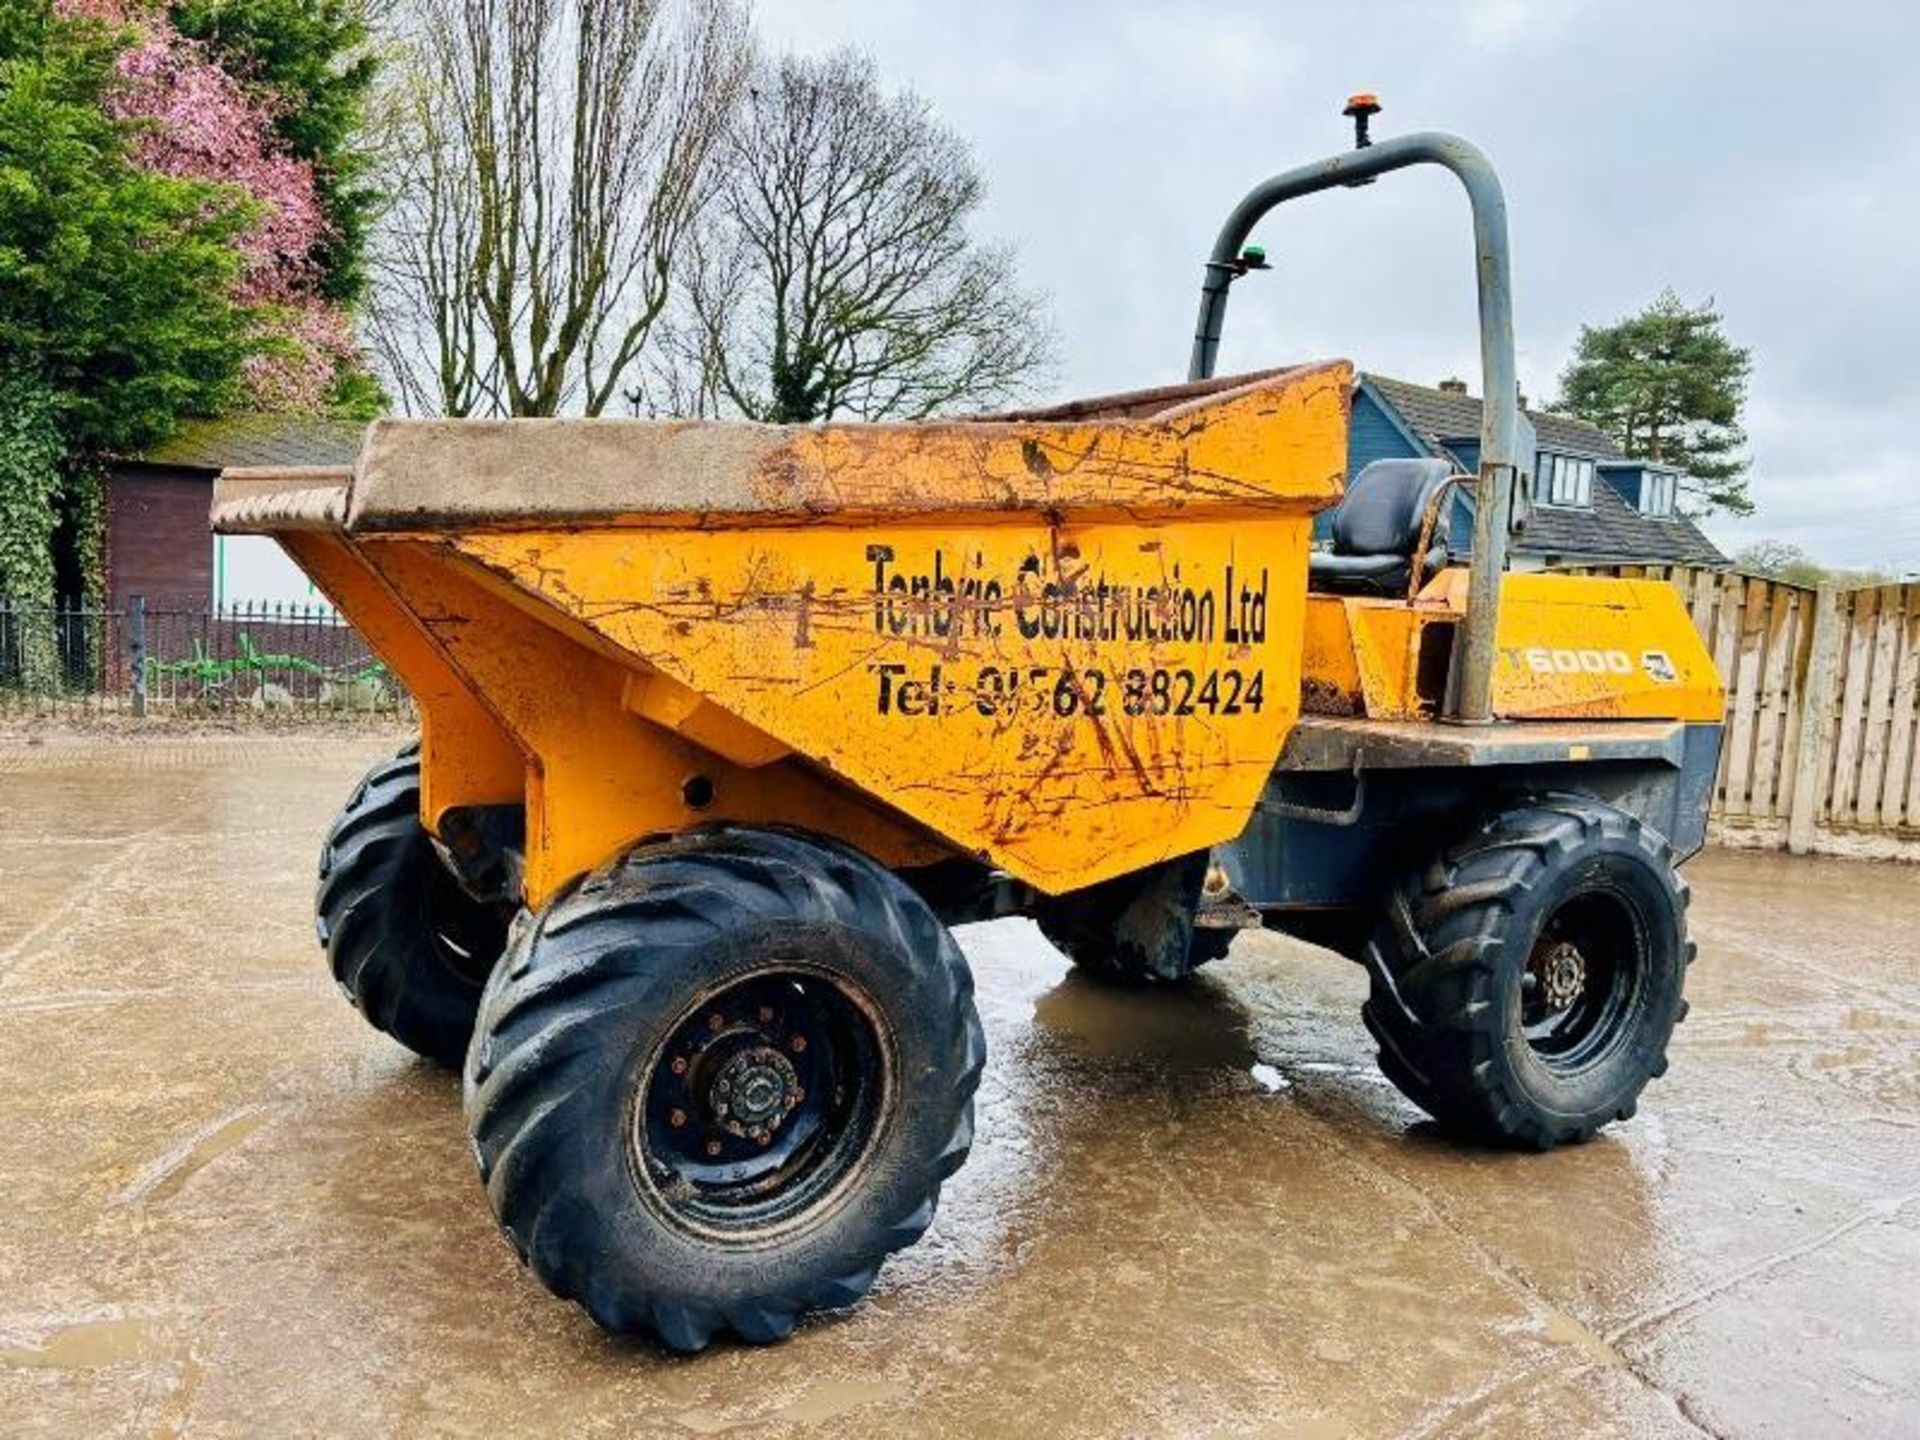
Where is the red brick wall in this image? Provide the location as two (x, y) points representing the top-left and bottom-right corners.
(106, 467), (215, 609)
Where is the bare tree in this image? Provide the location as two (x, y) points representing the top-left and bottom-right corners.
(649, 48), (1052, 423)
(369, 0), (749, 416)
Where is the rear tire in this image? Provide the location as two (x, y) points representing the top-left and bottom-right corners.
(316, 742), (509, 1066)
(1035, 852), (1228, 983)
(463, 827), (984, 1352)
(1360, 796), (1691, 1149)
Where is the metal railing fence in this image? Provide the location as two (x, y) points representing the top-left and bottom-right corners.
(0, 595), (409, 718)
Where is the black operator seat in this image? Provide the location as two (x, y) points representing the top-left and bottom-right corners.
(1307, 457), (1456, 596)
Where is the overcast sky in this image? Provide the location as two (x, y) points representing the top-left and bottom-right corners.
(757, 0), (1920, 572)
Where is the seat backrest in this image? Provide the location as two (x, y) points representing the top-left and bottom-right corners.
(1330, 458), (1456, 557)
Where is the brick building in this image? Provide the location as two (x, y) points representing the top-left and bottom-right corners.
(105, 416), (362, 610)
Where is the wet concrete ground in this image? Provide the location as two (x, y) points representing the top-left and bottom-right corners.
(0, 733), (1915, 1438)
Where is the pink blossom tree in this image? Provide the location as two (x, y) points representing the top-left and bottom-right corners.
(57, 0), (365, 411)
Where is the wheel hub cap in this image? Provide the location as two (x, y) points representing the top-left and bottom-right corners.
(711, 1046), (801, 1140)
(1539, 941), (1587, 1011)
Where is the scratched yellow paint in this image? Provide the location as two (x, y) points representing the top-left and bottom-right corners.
(450, 513), (1317, 896)
(1301, 571), (1723, 723)
(363, 538), (947, 904)
(1300, 597), (1431, 719)
(237, 362), (1352, 905)
(1486, 572), (1723, 721)
(759, 365), (1352, 518)
(279, 531), (524, 826)
(342, 362), (1356, 901)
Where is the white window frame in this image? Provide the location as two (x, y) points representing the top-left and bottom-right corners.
(1541, 452), (1594, 508)
(1639, 469), (1679, 518)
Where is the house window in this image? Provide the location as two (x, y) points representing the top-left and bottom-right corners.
(1640, 469), (1679, 518)
(1541, 452), (1594, 507)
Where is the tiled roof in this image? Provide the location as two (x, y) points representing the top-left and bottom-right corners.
(1364, 373), (1626, 459)
(138, 415), (366, 471)
(1363, 374), (1727, 568)
(1522, 477), (1729, 566)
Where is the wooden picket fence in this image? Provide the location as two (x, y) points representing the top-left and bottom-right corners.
(1576, 565), (1920, 857)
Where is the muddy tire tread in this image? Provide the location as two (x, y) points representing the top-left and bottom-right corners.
(1036, 852), (1223, 983)
(465, 827), (984, 1352)
(1360, 795), (1690, 1149)
(317, 740), (500, 1067)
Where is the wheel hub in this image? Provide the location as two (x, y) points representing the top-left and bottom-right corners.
(637, 968), (890, 1239)
(1538, 940), (1587, 1011)
(710, 1046), (801, 1141)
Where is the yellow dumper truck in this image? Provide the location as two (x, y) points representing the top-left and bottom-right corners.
(214, 114), (1722, 1351)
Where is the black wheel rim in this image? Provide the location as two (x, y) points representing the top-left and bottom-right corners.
(422, 859), (507, 990)
(631, 967), (892, 1242)
(1520, 887), (1648, 1074)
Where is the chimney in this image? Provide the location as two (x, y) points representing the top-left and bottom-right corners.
(1437, 377), (1468, 394)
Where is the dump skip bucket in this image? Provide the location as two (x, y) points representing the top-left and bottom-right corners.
(214, 362), (1351, 904)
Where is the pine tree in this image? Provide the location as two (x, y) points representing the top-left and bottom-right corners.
(1556, 289), (1753, 516)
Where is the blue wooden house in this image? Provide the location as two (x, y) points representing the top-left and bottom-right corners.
(1349, 374), (1727, 569)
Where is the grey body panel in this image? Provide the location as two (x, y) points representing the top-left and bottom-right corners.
(1221, 722), (1721, 926)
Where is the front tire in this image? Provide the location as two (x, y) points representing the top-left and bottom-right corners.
(316, 742), (509, 1066)
(464, 827), (984, 1352)
(1361, 796), (1691, 1148)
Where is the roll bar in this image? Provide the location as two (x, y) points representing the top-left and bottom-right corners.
(1187, 129), (1521, 724)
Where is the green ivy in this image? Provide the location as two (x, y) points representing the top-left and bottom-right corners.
(0, 372), (63, 689)
(0, 371), (62, 605)
(61, 460), (106, 606)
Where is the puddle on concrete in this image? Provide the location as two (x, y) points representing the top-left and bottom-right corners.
(0, 1317), (162, 1370)
(1538, 1308), (1626, 1370)
(1029, 970), (1256, 1071)
(119, 1106), (276, 1208)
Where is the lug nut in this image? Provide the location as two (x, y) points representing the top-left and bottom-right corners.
(717, 1079), (731, 1096)
(668, 1108), (687, 1128)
